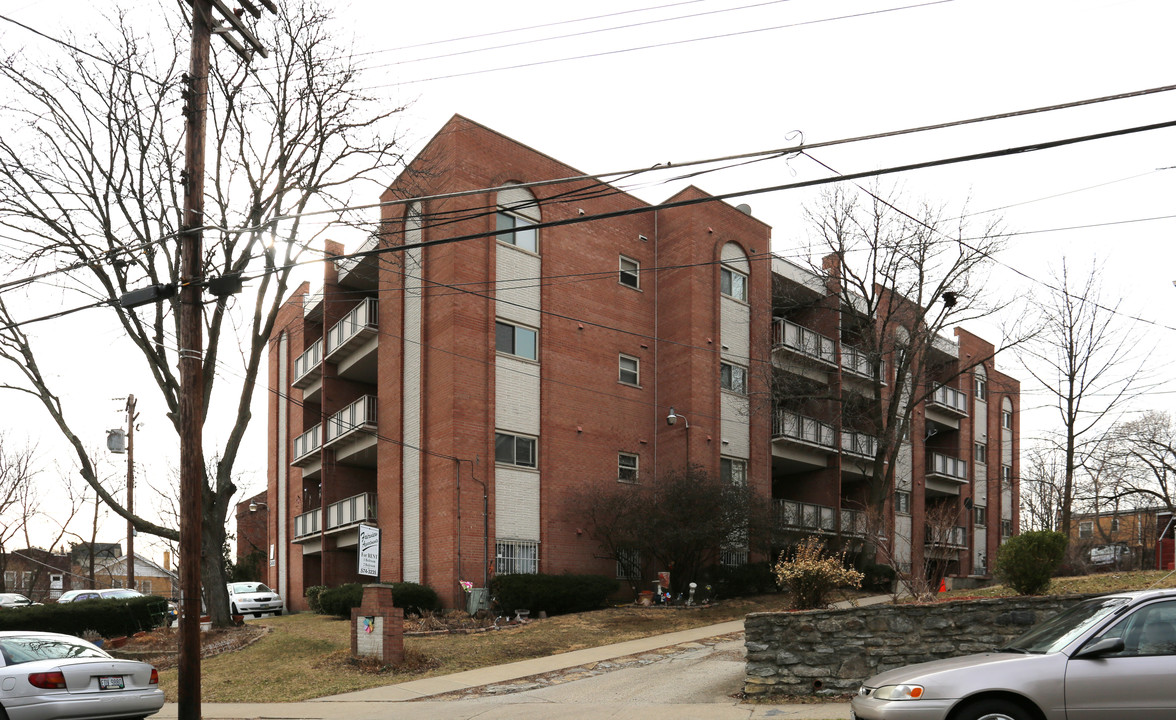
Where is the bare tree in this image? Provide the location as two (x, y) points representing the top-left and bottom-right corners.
(1019, 444), (1065, 532)
(0, 438), (38, 591)
(1107, 411), (1176, 514)
(0, 3), (406, 624)
(799, 185), (1014, 512)
(1017, 260), (1149, 538)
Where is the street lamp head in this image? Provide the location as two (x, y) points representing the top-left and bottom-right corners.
(249, 501), (268, 513)
(667, 407), (678, 426)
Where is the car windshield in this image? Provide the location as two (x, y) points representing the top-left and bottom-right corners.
(230, 583), (272, 594)
(0, 636), (109, 665)
(1003, 596), (1131, 654)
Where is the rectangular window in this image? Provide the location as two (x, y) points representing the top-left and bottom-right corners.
(1111, 518), (1121, 532)
(619, 256), (640, 289)
(495, 432), (537, 468)
(616, 548), (640, 580)
(895, 491), (911, 514)
(720, 457), (746, 486)
(1002, 410), (1013, 430)
(720, 362), (747, 394)
(618, 453), (639, 483)
(1001, 520), (1013, 538)
(974, 505), (986, 526)
(619, 354), (639, 386)
(1001, 465), (1012, 487)
(720, 267), (747, 301)
(496, 539), (539, 574)
(974, 376), (987, 400)
(1079, 520), (1093, 539)
(141, 580), (151, 593)
(496, 211), (538, 253)
(974, 442), (987, 462)
(495, 321), (537, 360)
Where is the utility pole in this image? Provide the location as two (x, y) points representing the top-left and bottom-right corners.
(178, 2), (210, 717)
(125, 394), (138, 591)
(176, 3), (274, 718)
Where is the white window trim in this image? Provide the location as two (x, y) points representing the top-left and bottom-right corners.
(720, 362), (748, 395)
(720, 266), (748, 302)
(619, 256), (640, 289)
(496, 210), (539, 254)
(619, 354), (640, 386)
(495, 320), (538, 361)
(618, 452), (639, 483)
(495, 431), (538, 469)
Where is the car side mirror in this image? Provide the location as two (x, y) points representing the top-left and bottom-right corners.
(1074, 636), (1125, 659)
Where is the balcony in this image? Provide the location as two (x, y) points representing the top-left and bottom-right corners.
(325, 492), (377, 534)
(291, 424), (321, 466)
(326, 297), (378, 360)
(840, 429), (877, 459)
(292, 338), (323, 389)
(926, 451), (968, 496)
(928, 383), (968, 416)
(841, 345), (885, 382)
(775, 499), (867, 537)
(293, 507), (321, 541)
(773, 318), (835, 365)
(926, 525), (968, 549)
(325, 395), (378, 467)
(773, 410), (835, 450)
(335, 236), (379, 290)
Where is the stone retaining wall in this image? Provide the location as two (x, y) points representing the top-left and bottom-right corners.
(744, 594), (1100, 697)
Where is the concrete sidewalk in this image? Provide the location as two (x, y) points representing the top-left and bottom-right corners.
(152, 599), (881, 720)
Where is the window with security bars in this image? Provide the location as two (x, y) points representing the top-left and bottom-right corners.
(618, 453), (638, 483)
(496, 540), (539, 574)
(720, 547), (749, 567)
(616, 548), (640, 579)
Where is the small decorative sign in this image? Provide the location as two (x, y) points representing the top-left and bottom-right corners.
(358, 524), (380, 577)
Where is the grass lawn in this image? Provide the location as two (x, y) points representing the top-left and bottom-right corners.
(158, 592), (813, 702)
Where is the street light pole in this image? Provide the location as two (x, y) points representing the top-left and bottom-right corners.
(125, 395), (138, 591)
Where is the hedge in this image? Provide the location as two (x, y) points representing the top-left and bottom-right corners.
(316, 582), (440, 618)
(0, 596), (169, 638)
(490, 573), (617, 617)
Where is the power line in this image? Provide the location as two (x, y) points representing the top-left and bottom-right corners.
(359, 0), (958, 87)
(0, 13), (167, 87)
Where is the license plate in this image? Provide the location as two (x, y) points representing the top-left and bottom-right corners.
(98, 675), (125, 690)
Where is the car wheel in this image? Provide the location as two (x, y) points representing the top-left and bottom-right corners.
(230, 603), (238, 615)
(274, 609), (282, 616)
(957, 698), (1033, 720)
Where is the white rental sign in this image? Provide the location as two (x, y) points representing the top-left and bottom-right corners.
(358, 524), (380, 577)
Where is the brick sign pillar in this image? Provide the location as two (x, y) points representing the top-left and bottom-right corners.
(350, 584), (404, 665)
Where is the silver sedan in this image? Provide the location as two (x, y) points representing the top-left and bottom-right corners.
(0, 631), (164, 720)
(852, 588), (1176, 720)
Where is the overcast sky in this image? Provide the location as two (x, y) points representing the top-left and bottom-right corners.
(2, 0), (1174, 552)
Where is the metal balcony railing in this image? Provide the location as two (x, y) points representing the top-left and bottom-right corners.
(775, 499), (837, 533)
(773, 410), (835, 450)
(773, 318), (835, 364)
(326, 297), (378, 357)
(841, 429), (877, 458)
(291, 424), (321, 464)
(927, 451), (968, 482)
(293, 508), (321, 540)
(928, 383), (968, 414)
(926, 525), (967, 548)
(292, 338), (323, 388)
(841, 345), (884, 381)
(324, 395), (378, 446)
(325, 492), (377, 531)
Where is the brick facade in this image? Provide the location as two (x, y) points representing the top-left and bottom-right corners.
(265, 115), (1020, 610)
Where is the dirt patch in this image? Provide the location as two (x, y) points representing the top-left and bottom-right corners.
(110, 625), (267, 670)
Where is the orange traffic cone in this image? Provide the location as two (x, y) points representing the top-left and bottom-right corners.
(938, 578), (947, 593)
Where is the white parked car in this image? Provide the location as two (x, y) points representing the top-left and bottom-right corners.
(56, 588), (144, 604)
(226, 582), (283, 617)
(0, 593), (36, 608)
(0, 630), (164, 720)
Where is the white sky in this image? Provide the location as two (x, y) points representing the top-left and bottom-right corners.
(2, 0), (1174, 551)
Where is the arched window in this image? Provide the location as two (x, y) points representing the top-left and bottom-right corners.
(496, 185), (540, 254)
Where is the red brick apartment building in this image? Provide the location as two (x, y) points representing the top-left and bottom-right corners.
(265, 116), (1020, 610)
